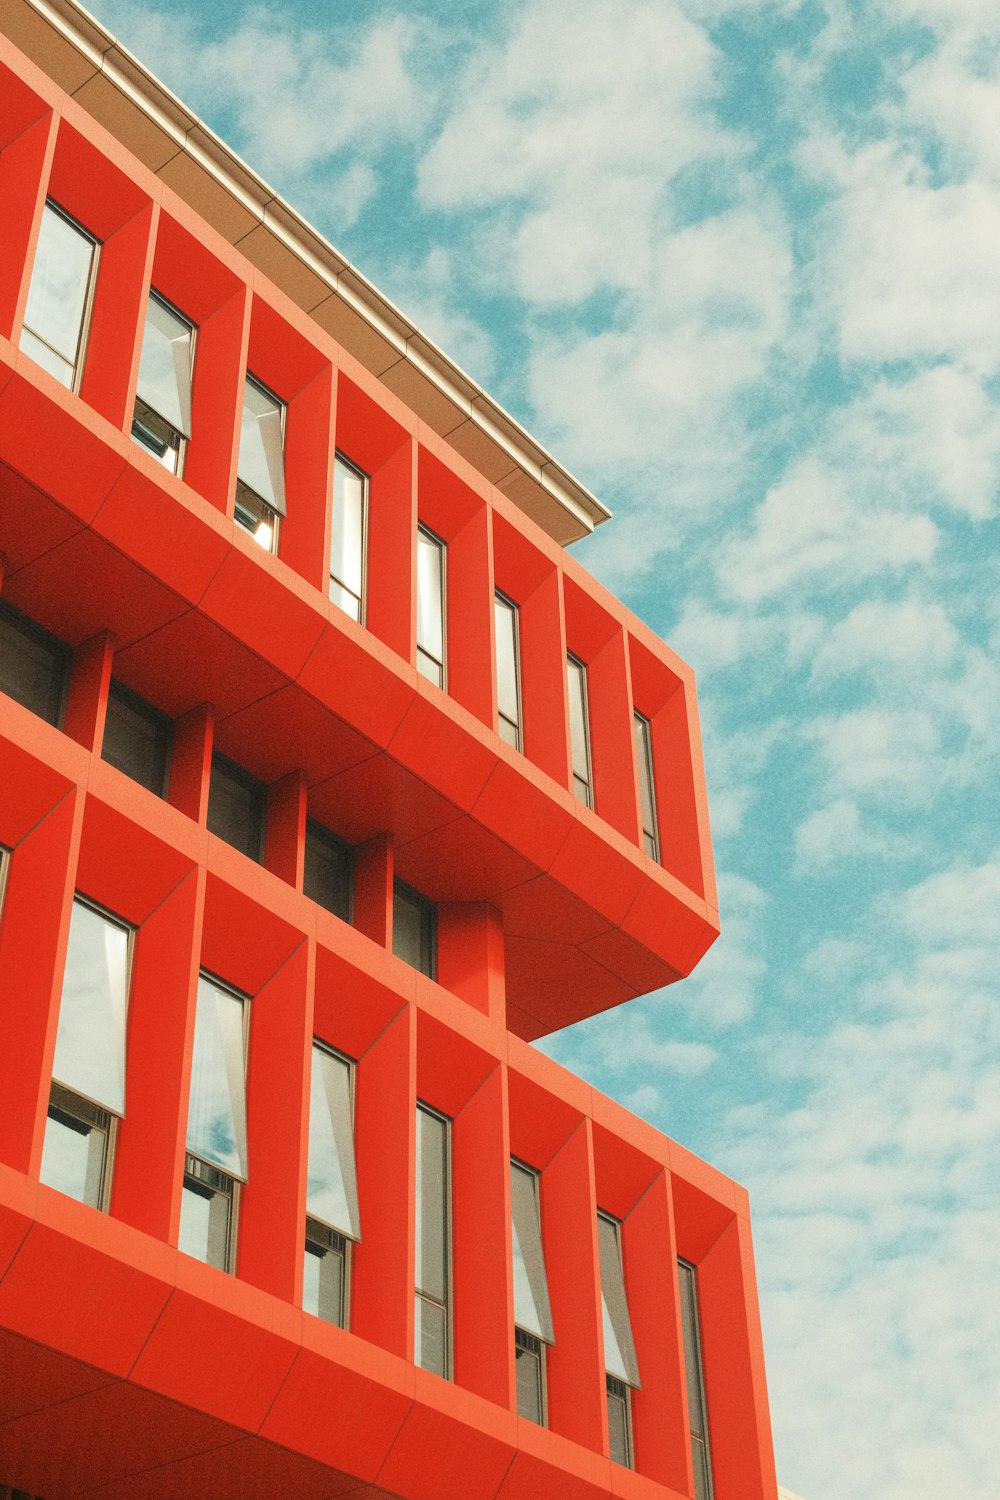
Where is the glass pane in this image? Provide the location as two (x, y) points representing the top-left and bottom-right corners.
(607, 1385), (631, 1467)
(415, 1294), (448, 1377)
(494, 595), (520, 731)
(179, 1172), (232, 1270)
(415, 1106), (448, 1303)
(307, 1045), (360, 1239)
(51, 901), (129, 1115)
(40, 1108), (106, 1207)
(186, 975), (248, 1178)
(304, 822), (352, 921)
(136, 292), (193, 435)
(237, 376), (286, 515)
(598, 1214), (641, 1387)
(102, 683), (170, 796)
(515, 1337), (544, 1424)
(22, 203), (95, 369)
(679, 1260), (708, 1439)
(207, 757), (264, 861)
(331, 456), (367, 608)
(393, 883), (434, 976)
(567, 656), (591, 798)
(510, 1161), (554, 1343)
(329, 577), (361, 621)
(0, 607), (66, 724)
(416, 528), (444, 666)
(692, 1439), (712, 1500)
(303, 1236), (346, 1326)
(499, 715), (520, 749)
(19, 326), (74, 387)
(634, 712), (658, 856)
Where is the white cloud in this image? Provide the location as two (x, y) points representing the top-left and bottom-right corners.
(96, 1), (435, 217)
(810, 597), (961, 687)
(793, 797), (915, 871)
(724, 857), (1000, 1500)
(804, 706), (942, 805)
(715, 457), (938, 605)
(805, 138), (1000, 374)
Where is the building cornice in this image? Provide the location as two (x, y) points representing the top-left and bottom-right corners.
(8, 0), (611, 546)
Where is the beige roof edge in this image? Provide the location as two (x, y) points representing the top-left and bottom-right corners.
(24, 0), (612, 545)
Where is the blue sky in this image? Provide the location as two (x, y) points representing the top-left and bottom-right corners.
(89, 1), (999, 1495)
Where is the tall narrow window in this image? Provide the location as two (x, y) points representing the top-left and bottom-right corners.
(0, 601), (69, 727)
(330, 453), (368, 621)
(567, 654), (592, 808)
(415, 1103), (450, 1377)
(633, 711), (659, 861)
(102, 680), (172, 797)
(40, 900), (131, 1210)
(304, 819), (353, 923)
(236, 374), (285, 552)
(393, 881), (436, 978)
(598, 1212), (641, 1467)
(180, 974), (248, 1272)
(510, 1159), (554, 1425)
(416, 525), (446, 687)
(305, 1042), (361, 1328)
(678, 1259), (714, 1500)
(494, 591), (521, 750)
(132, 290), (195, 475)
(207, 753), (266, 862)
(20, 200), (98, 390)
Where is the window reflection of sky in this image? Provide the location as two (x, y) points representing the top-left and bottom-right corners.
(306, 1045), (360, 1238)
(51, 901), (128, 1114)
(186, 975), (247, 1179)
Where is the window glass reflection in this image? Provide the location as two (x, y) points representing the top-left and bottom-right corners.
(510, 1159), (554, 1343)
(495, 592), (521, 749)
(51, 899), (129, 1115)
(416, 525), (445, 687)
(21, 201), (97, 388)
(567, 655), (592, 806)
(415, 1103), (450, 1377)
(307, 1044), (360, 1239)
(237, 374), (286, 514)
(598, 1212), (641, 1388)
(186, 974), (248, 1180)
(330, 453), (367, 620)
(136, 291), (194, 436)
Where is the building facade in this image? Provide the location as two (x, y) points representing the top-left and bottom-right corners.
(0, 3), (777, 1497)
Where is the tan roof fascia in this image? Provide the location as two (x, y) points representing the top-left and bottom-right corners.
(12, 0), (612, 545)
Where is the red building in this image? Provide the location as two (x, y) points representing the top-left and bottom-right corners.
(0, 3), (777, 1497)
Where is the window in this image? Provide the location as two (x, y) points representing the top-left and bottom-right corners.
(304, 1042), (361, 1328)
(510, 1159), (554, 1425)
(330, 453), (368, 621)
(494, 592), (521, 750)
(0, 601), (69, 727)
(236, 374), (285, 552)
(566, 654), (592, 808)
(303, 819), (353, 923)
(415, 1103), (450, 1377)
(207, 754), (266, 862)
(392, 880), (436, 978)
(416, 524), (446, 688)
(131, 290), (195, 475)
(101, 680), (171, 796)
(179, 974), (248, 1272)
(598, 1212), (641, 1467)
(634, 711), (659, 861)
(39, 899), (131, 1210)
(678, 1259), (714, 1500)
(20, 200), (98, 390)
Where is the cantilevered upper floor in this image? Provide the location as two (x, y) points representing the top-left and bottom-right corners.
(0, 13), (719, 1040)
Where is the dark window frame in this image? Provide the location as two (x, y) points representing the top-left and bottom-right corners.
(207, 752), (267, 863)
(101, 678), (172, 797)
(0, 598), (71, 727)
